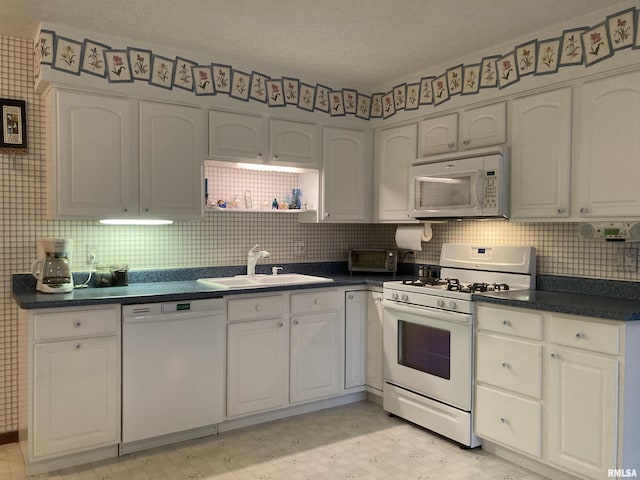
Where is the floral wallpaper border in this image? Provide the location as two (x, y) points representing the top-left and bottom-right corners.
(34, 7), (640, 120)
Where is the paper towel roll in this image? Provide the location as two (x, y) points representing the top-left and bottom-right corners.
(395, 224), (432, 251)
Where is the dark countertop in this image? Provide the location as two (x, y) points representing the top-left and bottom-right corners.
(12, 265), (409, 309)
(474, 289), (640, 322)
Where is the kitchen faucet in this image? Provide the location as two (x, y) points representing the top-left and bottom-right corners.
(247, 244), (270, 276)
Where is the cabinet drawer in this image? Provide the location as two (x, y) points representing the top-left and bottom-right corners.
(33, 306), (120, 342)
(476, 305), (542, 340)
(291, 290), (342, 314)
(546, 315), (620, 355)
(476, 333), (541, 398)
(475, 385), (541, 458)
(228, 295), (284, 322)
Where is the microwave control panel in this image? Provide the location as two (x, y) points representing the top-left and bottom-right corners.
(484, 170), (498, 208)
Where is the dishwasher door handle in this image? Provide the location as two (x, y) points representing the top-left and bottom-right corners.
(124, 310), (224, 323)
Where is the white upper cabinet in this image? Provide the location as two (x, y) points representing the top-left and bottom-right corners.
(139, 101), (203, 219)
(460, 102), (506, 150)
(270, 119), (320, 168)
(577, 70), (640, 218)
(376, 123), (417, 222)
(47, 89), (203, 220)
(419, 103), (506, 157)
(49, 89), (137, 219)
(419, 113), (457, 156)
(321, 127), (370, 222)
(208, 112), (319, 168)
(510, 88), (572, 219)
(208, 110), (268, 162)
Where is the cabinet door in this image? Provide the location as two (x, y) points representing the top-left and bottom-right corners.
(226, 318), (289, 417)
(53, 89), (136, 218)
(377, 123), (417, 222)
(139, 101), (203, 219)
(33, 336), (120, 459)
(460, 102), (506, 149)
(345, 291), (367, 389)
(510, 88), (572, 219)
(322, 128), (369, 222)
(419, 113), (457, 156)
(208, 110), (267, 161)
(578, 71), (640, 217)
(290, 311), (344, 403)
(545, 346), (618, 480)
(366, 291), (384, 392)
(270, 119), (319, 168)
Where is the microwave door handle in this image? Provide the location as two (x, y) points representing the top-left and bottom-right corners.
(475, 170), (484, 209)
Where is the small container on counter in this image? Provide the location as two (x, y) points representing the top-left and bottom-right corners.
(94, 265), (113, 287)
(111, 264), (129, 286)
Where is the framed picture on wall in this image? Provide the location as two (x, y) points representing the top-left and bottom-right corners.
(405, 83), (420, 110)
(192, 65), (216, 95)
(356, 93), (371, 119)
(1, 99), (28, 154)
(329, 90), (345, 116)
(104, 50), (133, 83)
(370, 93), (384, 118)
(283, 77), (300, 104)
(446, 65), (463, 96)
(559, 27), (587, 66)
(173, 57), (196, 91)
(419, 76), (435, 104)
(461, 64), (481, 95)
(297, 83), (316, 112)
(535, 37), (561, 75)
(52, 36), (84, 75)
(581, 22), (614, 67)
(81, 39), (110, 77)
(479, 56), (500, 88)
(343, 88), (357, 114)
(607, 7), (635, 50)
(496, 52), (519, 89)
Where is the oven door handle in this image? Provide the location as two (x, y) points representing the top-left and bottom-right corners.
(382, 300), (470, 324)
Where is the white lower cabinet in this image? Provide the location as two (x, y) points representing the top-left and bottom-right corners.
(226, 317), (289, 417)
(345, 291), (367, 389)
(475, 304), (632, 480)
(33, 336), (120, 458)
(226, 289), (346, 419)
(290, 290), (344, 403)
(20, 305), (121, 473)
(544, 346), (618, 479)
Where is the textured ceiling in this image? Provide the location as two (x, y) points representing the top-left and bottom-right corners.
(1, 0), (609, 90)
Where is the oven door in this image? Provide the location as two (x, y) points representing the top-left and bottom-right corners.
(382, 300), (472, 411)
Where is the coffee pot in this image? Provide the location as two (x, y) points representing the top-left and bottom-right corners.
(31, 238), (74, 293)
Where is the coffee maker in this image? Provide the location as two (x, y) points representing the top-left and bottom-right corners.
(31, 238), (74, 293)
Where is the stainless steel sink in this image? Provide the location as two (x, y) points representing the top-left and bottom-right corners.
(197, 273), (333, 290)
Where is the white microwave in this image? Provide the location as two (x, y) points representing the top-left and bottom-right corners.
(409, 147), (509, 219)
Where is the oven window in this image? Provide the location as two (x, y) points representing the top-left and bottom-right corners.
(398, 320), (451, 380)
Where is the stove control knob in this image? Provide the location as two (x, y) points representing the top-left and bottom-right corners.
(448, 300), (457, 310)
(392, 292), (399, 300)
(437, 299), (445, 308)
(401, 294), (409, 302)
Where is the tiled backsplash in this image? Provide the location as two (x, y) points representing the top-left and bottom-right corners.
(0, 34), (638, 437)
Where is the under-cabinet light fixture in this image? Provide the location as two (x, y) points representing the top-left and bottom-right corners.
(236, 162), (308, 173)
(99, 219), (174, 225)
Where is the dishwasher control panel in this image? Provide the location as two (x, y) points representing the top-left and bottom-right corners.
(162, 302), (191, 312)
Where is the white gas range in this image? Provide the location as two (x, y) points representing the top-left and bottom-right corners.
(382, 244), (536, 448)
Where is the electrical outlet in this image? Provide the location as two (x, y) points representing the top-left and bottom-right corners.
(86, 244), (97, 266)
(294, 241), (305, 256)
(616, 246), (637, 272)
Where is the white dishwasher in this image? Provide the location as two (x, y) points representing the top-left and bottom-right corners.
(121, 298), (225, 451)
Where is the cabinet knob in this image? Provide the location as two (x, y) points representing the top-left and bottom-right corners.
(550, 352), (559, 359)
(277, 321), (283, 328)
(74, 343), (82, 350)
(73, 320), (82, 328)
(273, 155), (279, 160)
(500, 417), (508, 424)
(502, 320), (511, 327)
(293, 319), (299, 325)
(313, 299), (320, 305)
(257, 152), (262, 158)
(557, 208), (566, 214)
(348, 295), (354, 300)
(255, 305), (261, 312)
(145, 208), (149, 212)
(123, 208), (128, 212)
(501, 362), (510, 369)
(325, 213), (330, 217)
(463, 139), (470, 146)
(437, 299), (445, 308)
(580, 207), (588, 214)
(575, 332), (584, 339)
(401, 294), (409, 302)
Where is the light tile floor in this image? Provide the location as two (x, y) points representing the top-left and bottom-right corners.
(0, 401), (548, 480)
